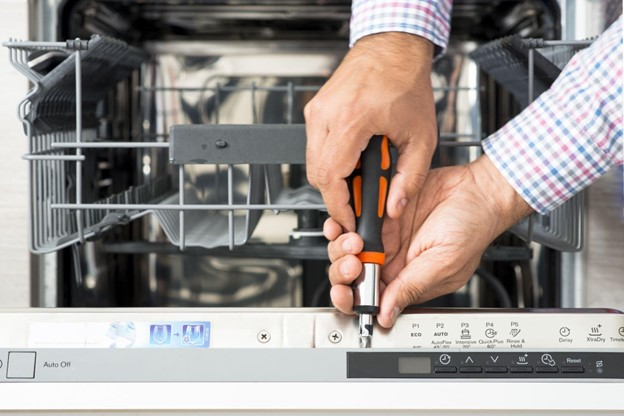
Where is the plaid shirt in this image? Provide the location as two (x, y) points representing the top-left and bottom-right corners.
(351, 2), (623, 214)
(350, 0), (452, 54)
(483, 17), (623, 213)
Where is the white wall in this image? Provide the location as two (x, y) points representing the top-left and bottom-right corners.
(0, 0), (29, 306)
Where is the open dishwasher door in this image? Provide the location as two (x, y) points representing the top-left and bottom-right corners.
(0, 308), (623, 414)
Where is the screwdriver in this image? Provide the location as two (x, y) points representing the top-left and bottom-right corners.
(349, 135), (392, 348)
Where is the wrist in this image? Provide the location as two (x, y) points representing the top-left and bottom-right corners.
(468, 155), (534, 238)
(349, 32), (434, 76)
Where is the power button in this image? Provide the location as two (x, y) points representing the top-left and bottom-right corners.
(0, 358), (3, 369)
(6, 351), (36, 379)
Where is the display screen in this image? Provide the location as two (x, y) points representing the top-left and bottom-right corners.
(398, 356), (432, 374)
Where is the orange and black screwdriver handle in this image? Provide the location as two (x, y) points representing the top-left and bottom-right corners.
(349, 135), (392, 316)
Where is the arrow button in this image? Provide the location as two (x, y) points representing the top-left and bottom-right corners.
(490, 355), (499, 363)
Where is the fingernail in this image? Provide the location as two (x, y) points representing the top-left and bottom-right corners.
(342, 238), (352, 253)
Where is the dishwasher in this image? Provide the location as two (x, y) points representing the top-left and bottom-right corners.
(1, 0), (623, 414)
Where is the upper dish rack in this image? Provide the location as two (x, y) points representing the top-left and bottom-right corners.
(4, 35), (329, 253)
(4, 34), (592, 254)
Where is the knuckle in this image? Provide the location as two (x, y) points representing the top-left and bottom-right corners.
(314, 165), (334, 188)
(304, 99), (322, 121)
(305, 171), (318, 188)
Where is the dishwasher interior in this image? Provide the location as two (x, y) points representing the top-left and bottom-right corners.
(8, 0), (584, 311)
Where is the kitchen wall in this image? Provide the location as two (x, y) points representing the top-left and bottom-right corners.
(0, 0), (29, 306)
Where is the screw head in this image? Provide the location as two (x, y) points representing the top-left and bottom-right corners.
(328, 330), (342, 344)
(215, 140), (228, 149)
(257, 330), (271, 343)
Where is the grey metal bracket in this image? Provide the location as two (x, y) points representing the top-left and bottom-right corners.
(169, 124), (307, 165)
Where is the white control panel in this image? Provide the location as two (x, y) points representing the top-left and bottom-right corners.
(0, 307), (622, 350)
(0, 308), (623, 414)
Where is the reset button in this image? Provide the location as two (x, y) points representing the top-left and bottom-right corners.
(6, 352), (36, 379)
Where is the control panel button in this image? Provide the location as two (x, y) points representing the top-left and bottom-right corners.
(434, 366), (457, 374)
(459, 366), (483, 373)
(6, 352), (36, 379)
(438, 354), (451, 365)
(485, 366), (508, 373)
(536, 366), (559, 373)
(561, 366), (584, 373)
(510, 366), (533, 373)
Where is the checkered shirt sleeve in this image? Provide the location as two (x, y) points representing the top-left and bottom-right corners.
(350, 0), (452, 56)
(482, 16), (623, 214)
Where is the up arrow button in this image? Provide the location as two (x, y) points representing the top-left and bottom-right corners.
(465, 356), (474, 364)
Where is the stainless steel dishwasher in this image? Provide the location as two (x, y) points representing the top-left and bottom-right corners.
(2, 1), (624, 414)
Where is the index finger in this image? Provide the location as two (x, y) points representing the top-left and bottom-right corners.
(313, 127), (372, 231)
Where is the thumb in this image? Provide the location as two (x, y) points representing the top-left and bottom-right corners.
(377, 248), (445, 328)
(385, 140), (433, 219)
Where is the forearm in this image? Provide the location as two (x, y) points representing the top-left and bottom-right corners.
(350, 0), (452, 57)
(482, 16), (623, 214)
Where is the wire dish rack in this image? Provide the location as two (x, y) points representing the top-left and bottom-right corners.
(4, 34), (592, 254)
(470, 35), (593, 251)
(4, 36), (170, 253)
(4, 35), (330, 253)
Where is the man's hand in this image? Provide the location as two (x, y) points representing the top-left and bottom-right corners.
(324, 155), (534, 327)
(305, 33), (437, 232)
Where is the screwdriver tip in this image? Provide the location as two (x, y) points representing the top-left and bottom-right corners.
(358, 313), (374, 348)
(359, 335), (372, 349)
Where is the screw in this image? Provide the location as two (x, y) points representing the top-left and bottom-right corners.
(328, 330), (342, 344)
(215, 140), (228, 149)
(257, 330), (271, 343)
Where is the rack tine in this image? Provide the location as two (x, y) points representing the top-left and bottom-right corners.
(214, 82), (221, 124)
(287, 81), (294, 124)
(75, 48), (85, 245)
(251, 81), (257, 124)
(179, 164), (186, 251)
(228, 164), (235, 250)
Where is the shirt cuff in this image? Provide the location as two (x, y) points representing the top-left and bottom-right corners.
(350, 0), (452, 57)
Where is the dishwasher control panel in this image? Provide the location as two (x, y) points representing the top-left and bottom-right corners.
(0, 308), (623, 382)
(1, 349), (623, 382)
(347, 351), (624, 379)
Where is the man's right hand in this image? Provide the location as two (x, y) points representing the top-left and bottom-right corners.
(305, 32), (438, 232)
(324, 155), (534, 327)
